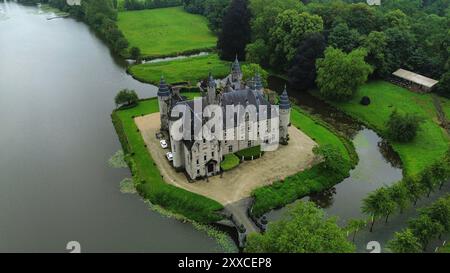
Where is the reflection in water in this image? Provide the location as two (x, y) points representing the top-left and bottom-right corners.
(309, 188), (336, 209)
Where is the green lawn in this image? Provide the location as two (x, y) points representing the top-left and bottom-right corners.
(112, 98), (223, 223)
(251, 107), (357, 217)
(221, 154), (240, 171)
(327, 81), (449, 176)
(129, 54), (231, 85)
(117, 7), (217, 58)
(439, 96), (450, 122)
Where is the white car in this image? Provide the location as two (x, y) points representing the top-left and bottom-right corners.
(160, 139), (168, 149)
(166, 152), (173, 162)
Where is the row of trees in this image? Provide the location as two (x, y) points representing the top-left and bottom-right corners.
(388, 195), (450, 252)
(362, 152), (450, 233)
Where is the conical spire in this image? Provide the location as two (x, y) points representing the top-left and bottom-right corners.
(158, 75), (170, 97)
(279, 85), (290, 110)
(232, 55), (241, 74)
(208, 72), (215, 88)
(254, 72), (263, 90)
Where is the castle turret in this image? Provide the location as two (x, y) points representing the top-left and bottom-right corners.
(158, 75), (171, 131)
(207, 72), (216, 105)
(279, 86), (291, 144)
(224, 77), (233, 93)
(254, 72), (264, 95)
(231, 55), (242, 89)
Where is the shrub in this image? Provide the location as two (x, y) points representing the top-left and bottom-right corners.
(115, 89), (139, 107)
(220, 154), (240, 171)
(386, 110), (424, 142)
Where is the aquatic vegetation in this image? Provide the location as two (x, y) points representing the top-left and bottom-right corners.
(108, 150), (128, 168)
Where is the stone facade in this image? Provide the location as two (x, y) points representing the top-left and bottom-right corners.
(157, 57), (291, 180)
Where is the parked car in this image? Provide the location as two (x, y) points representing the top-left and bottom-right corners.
(166, 152), (173, 162)
(160, 139), (168, 149)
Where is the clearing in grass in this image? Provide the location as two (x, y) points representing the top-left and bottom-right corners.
(117, 7), (217, 58)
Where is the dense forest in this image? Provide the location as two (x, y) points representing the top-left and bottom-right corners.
(183, 0), (449, 97)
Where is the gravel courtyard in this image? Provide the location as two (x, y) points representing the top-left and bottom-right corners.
(135, 113), (317, 205)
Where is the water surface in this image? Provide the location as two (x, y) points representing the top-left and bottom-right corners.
(0, 2), (220, 253)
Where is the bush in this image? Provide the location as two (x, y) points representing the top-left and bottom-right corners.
(360, 96), (371, 106)
(115, 89), (139, 107)
(235, 146), (262, 160)
(386, 110), (424, 142)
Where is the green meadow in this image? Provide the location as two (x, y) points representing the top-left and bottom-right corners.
(328, 81), (450, 176)
(117, 7), (217, 58)
(129, 54), (231, 84)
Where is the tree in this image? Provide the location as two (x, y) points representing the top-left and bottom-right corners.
(217, 0), (251, 61)
(383, 27), (417, 75)
(245, 202), (355, 253)
(328, 23), (362, 53)
(316, 47), (373, 101)
(436, 71), (450, 98)
(129, 46), (141, 61)
(346, 219), (366, 242)
(386, 110), (424, 142)
(387, 229), (422, 253)
(362, 187), (396, 232)
(429, 161), (450, 190)
(288, 33), (326, 91)
(420, 168), (438, 197)
(388, 182), (410, 214)
(404, 177), (426, 206)
(269, 10), (323, 68)
(384, 9), (409, 28)
(313, 144), (349, 176)
(245, 39), (270, 65)
(421, 197), (450, 233)
(343, 2), (378, 35)
(409, 214), (444, 250)
(115, 89), (139, 107)
(363, 31), (388, 78)
(241, 64), (269, 87)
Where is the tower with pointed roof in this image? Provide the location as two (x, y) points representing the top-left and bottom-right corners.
(279, 86), (291, 143)
(157, 76), (171, 131)
(207, 72), (217, 105)
(231, 55), (243, 89)
(254, 72), (264, 95)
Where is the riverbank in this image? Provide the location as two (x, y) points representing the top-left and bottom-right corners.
(111, 98), (224, 223)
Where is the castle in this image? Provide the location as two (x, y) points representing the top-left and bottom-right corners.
(157, 57), (291, 180)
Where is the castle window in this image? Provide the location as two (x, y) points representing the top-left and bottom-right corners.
(228, 146), (233, 153)
(196, 159), (199, 165)
(212, 152), (215, 157)
(204, 155), (207, 161)
(197, 169), (200, 175)
(248, 141), (252, 148)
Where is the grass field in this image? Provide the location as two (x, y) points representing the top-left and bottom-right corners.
(326, 81), (450, 176)
(129, 54), (231, 84)
(112, 98), (223, 223)
(251, 107), (357, 217)
(117, 7), (217, 58)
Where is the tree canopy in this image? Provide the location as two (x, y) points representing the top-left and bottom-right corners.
(316, 47), (373, 101)
(245, 201), (355, 253)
